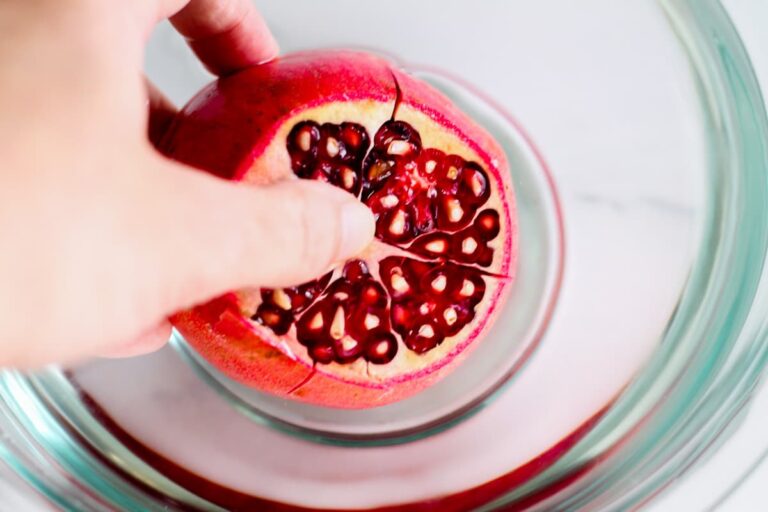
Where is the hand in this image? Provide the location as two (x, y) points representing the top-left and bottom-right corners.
(0, 0), (375, 366)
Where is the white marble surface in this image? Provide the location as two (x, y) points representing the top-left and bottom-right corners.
(0, 1), (767, 510)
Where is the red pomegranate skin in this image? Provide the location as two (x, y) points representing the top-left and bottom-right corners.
(163, 50), (517, 408)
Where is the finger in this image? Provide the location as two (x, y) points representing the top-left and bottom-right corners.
(141, 156), (374, 313)
(102, 320), (172, 358)
(167, 0), (278, 75)
(145, 79), (178, 150)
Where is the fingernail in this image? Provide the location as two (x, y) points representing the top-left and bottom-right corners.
(339, 202), (375, 258)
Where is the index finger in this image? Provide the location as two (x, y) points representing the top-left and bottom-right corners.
(165, 0), (279, 76)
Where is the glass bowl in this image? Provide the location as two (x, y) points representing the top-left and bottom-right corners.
(1, 0), (768, 510)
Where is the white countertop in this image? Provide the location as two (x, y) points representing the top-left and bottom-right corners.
(0, 1), (766, 510)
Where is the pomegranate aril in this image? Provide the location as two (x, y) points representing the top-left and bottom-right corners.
(418, 301), (436, 315)
(438, 155), (465, 190)
(389, 209), (407, 236)
(340, 122), (368, 153)
(379, 194), (399, 208)
(287, 121), (321, 175)
(409, 232), (450, 258)
(475, 209), (501, 240)
(333, 336), (363, 363)
(343, 168), (357, 189)
(443, 306), (458, 326)
(364, 313), (381, 330)
(453, 273), (486, 304)
(373, 120), (422, 155)
(418, 148), (445, 177)
(271, 289), (292, 310)
(391, 303), (416, 333)
(364, 159), (394, 189)
(296, 303), (327, 346)
(307, 311), (324, 330)
(361, 282), (388, 307)
(459, 163), (491, 206)
(461, 236), (478, 255)
(389, 272), (410, 297)
(309, 161), (333, 182)
(253, 304), (293, 336)
(410, 193), (437, 235)
(431, 274), (448, 293)
(442, 305), (474, 336)
(405, 323), (444, 354)
(291, 272), (332, 313)
(477, 247), (494, 267)
(388, 140), (415, 156)
(437, 194), (473, 229)
(378, 207), (413, 243)
(342, 259), (369, 282)
(365, 332), (398, 364)
(325, 137), (340, 158)
(329, 306), (346, 340)
(309, 343), (335, 365)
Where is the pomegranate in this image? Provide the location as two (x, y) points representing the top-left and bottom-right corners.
(163, 50), (517, 408)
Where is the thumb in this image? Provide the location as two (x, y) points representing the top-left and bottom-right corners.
(142, 156), (375, 315)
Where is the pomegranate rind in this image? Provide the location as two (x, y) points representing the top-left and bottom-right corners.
(165, 50), (517, 408)
(162, 51), (397, 181)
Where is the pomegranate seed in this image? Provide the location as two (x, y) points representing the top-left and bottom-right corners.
(391, 303), (410, 326)
(340, 167), (356, 189)
(330, 306), (345, 340)
(343, 260), (369, 281)
(361, 283), (387, 307)
(390, 272), (409, 294)
(308, 311), (323, 330)
(374, 121), (422, 153)
(443, 307), (458, 326)
(419, 302), (434, 315)
(425, 239), (447, 253)
(334, 336), (363, 363)
(446, 198), (464, 223)
(389, 209), (407, 236)
(261, 310), (280, 325)
(380, 194), (399, 208)
(272, 289), (292, 310)
(367, 160), (393, 182)
(446, 166), (460, 180)
(253, 305), (292, 335)
(424, 160), (437, 174)
(365, 333), (398, 364)
(310, 344), (335, 364)
(326, 137), (340, 157)
(431, 275), (447, 292)
(405, 328), (442, 354)
(478, 249), (494, 267)
(297, 130), (312, 151)
(468, 170), (486, 197)
(418, 324), (435, 338)
(460, 279), (475, 297)
(388, 140), (413, 156)
(462, 237), (478, 254)
(364, 313), (380, 330)
(340, 123), (367, 150)
(475, 209), (500, 240)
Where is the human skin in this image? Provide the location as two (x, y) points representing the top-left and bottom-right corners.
(0, 0), (375, 367)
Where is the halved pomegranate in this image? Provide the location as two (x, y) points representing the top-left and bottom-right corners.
(163, 51), (517, 408)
